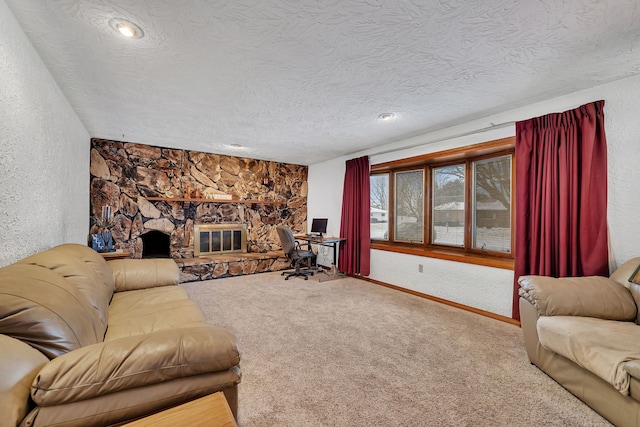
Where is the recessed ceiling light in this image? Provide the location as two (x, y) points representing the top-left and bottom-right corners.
(108, 18), (144, 39)
(378, 113), (396, 121)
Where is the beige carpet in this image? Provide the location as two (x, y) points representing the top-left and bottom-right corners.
(182, 272), (612, 427)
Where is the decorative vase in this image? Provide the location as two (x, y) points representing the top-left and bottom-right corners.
(102, 230), (114, 252)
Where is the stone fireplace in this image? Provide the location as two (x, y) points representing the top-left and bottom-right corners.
(194, 223), (247, 256)
(89, 138), (307, 280)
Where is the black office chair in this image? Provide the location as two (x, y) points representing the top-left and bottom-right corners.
(276, 225), (316, 280)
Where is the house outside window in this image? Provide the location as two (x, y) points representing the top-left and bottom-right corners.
(432, 164), (465, 247)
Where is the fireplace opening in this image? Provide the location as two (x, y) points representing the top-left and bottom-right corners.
(141, 230), (171, 258)
(194, 223), (247, 256)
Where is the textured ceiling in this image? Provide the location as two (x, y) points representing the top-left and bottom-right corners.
(6, 0), (640, 165)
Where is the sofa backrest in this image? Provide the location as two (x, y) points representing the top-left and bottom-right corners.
(0, 244), (115, 358)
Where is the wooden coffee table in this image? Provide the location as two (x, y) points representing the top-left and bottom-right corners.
(122, 392), (237, 427)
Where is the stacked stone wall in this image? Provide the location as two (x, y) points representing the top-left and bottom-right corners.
(89, 138), (308, 260)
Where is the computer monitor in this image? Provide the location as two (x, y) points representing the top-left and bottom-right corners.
(310, 218), (328, 236)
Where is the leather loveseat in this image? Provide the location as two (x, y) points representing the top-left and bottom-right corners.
(0, 244), (241, 427)
(519, 257), (640, 427)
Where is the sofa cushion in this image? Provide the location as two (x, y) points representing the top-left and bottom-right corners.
(109, 286), (190, 312)
(537, 315), (640, 394)
(106, 286), (204, 340)
(0, 264), (106, 358)
(31, 326), (240, 406)
(0, 335), (49, 427)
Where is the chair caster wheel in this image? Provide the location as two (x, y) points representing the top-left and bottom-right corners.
(285, 277), (290, 280)
(304, 276), (308, 280)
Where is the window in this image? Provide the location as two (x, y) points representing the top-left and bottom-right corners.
(395, 170), (424, 243)
(472, 155), (511, 253)
(370, 137), (514, 268)
(432, 164), (464, 247)
(370, 174), (389, 240)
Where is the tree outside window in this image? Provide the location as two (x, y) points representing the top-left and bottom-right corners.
(395, 170), (424, 243)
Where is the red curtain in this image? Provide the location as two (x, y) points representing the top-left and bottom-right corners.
(338, 156), (371, 276)
(513, 100), (609, 320)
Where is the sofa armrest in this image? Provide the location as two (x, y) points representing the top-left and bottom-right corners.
(0, 335), (49, 426)
(518, 275), (637, 320)
(31, 325), (240, 406)
(108, 258), (180, 291)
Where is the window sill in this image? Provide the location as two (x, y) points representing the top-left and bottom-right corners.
(370, 242), (514, 270)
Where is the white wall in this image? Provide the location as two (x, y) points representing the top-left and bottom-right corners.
(0, 0), (90, 267)
(308, 73), (640, 317)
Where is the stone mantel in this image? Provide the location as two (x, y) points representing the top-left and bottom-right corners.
(145, 197), (285, 205)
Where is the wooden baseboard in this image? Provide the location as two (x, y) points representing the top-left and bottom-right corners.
(355, 275), (520, 327)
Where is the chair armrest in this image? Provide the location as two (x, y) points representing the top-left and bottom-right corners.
(518, 275), (637, 320)
(295, 241), (313, 252)
(31, 325), (240, 406)
(108, 258), (180, 291)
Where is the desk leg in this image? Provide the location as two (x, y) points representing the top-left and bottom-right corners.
(332, 242), (337, 267)
(330, 242), (338, 275)
(319, 242), (344, 281)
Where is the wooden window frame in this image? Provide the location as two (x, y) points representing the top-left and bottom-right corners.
(370, 137), (515, 270)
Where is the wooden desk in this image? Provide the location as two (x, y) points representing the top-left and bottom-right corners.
(122, 393), (237, 427)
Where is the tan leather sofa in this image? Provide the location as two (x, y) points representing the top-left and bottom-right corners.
(0, 244), (241, 427)
(519, 257), (640, 427)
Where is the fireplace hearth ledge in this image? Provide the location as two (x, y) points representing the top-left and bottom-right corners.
(175, 250), (291, 283)
(175, 251), (286, 267)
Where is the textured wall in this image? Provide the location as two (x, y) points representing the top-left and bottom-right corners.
(308, 74), (640, 317)
(0, 1), (89, 267)
(90, 139), (308, 259)
(599, 76), (640, 266)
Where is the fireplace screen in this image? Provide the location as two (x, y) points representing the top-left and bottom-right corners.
(194, 223), (247, 256)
